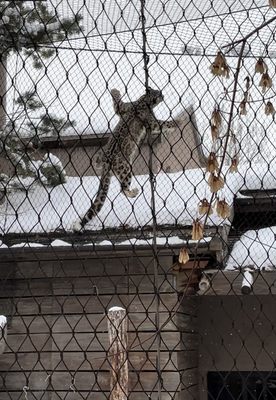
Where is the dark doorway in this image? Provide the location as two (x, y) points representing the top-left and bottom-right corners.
(208, 371), (276, 400)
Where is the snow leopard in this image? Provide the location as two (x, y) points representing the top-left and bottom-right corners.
(73, 87), (176, 231)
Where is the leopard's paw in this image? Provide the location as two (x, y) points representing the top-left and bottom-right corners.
(123, 187), (139, 198)
(72, 220), (83, 233)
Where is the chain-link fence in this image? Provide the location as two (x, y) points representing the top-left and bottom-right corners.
(0, 0), (276, 399)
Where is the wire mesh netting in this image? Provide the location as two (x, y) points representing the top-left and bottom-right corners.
(1, 0), (276, 399)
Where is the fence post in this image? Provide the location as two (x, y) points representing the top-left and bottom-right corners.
(177, 296), (199, 400)
(0, 315), (7, 354)
(108, 306), (128, 400)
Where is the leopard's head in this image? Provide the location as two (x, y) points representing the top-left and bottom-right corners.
(144, 87), (164, 107)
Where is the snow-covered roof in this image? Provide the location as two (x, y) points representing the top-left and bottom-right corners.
(1, 161), (276, 238)
(226, 227), (276, 271)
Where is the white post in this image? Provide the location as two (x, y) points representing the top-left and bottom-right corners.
(199, 273), (211, 292)
(241, 268), (254, 294)
(107, 306), (128, 400)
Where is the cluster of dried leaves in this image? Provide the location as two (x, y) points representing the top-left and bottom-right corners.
(191, 50), (271, 243)
(182, 5), (275, 263)
(190, 52), (234, 242)
(238, 65), (274, 116)
(205, 51), (273, 217)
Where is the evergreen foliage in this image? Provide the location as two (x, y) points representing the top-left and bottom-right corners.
(0, 1), (82, 188)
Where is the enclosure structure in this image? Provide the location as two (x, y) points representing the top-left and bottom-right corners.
(0, 1), (276, 399)
(38, 103), (207, 177)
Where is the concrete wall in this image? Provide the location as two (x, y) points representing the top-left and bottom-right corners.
(49, 124), (205, 178)
(0, 107), (207, 179)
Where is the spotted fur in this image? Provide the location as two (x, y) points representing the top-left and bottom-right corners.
(73, 87), (175, 231)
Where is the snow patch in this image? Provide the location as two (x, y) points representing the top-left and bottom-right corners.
(226, 227), (276, 271)
(0, 161), (275, 235)
(108, 306), (125, 312)
(10, 242), (46, 248)
(51, 239), (71, 247)
(97, 240), (113, 246)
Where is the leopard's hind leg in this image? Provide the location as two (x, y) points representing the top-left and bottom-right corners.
(115, 161), (139, 198)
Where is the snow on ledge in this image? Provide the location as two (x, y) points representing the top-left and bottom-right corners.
(10, 242), (46, 248)
(0, 161), (275, 235)
(51, 239), (72, 247)
(226, 227), (276, 271)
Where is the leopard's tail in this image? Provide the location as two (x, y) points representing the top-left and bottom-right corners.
(73, 164), (112, 231)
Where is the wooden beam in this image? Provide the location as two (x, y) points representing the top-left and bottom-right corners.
(234, 195), (276, 212)
(107, 306), (128, 400)
(40, 133), (109, 149)
(40, 132), (162, 150)
(0, 224), (228, 251)
(239, 188), (276, 197)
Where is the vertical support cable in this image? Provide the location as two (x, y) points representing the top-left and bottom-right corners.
(0, 55), (7, 131)
(140, 1), (162, 399)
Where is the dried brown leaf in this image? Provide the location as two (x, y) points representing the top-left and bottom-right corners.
(178, 247), (190, 265)
(269, 0), (276, 8)
(216, 199), (231, 219)
(198, 198), (213, 216)
(208, 173), (224, 193)
(255, 58), (267, 74)
(229, 157), (238, 173)
(192, 219), (204, 241)
(210, 52), (230, 78)
(211, 108), (222, 128)
(206, 152), (219, 173)
(259, 72), (273, 93)
(264, 101), (275, 116)
(239, 100), (247, 116)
